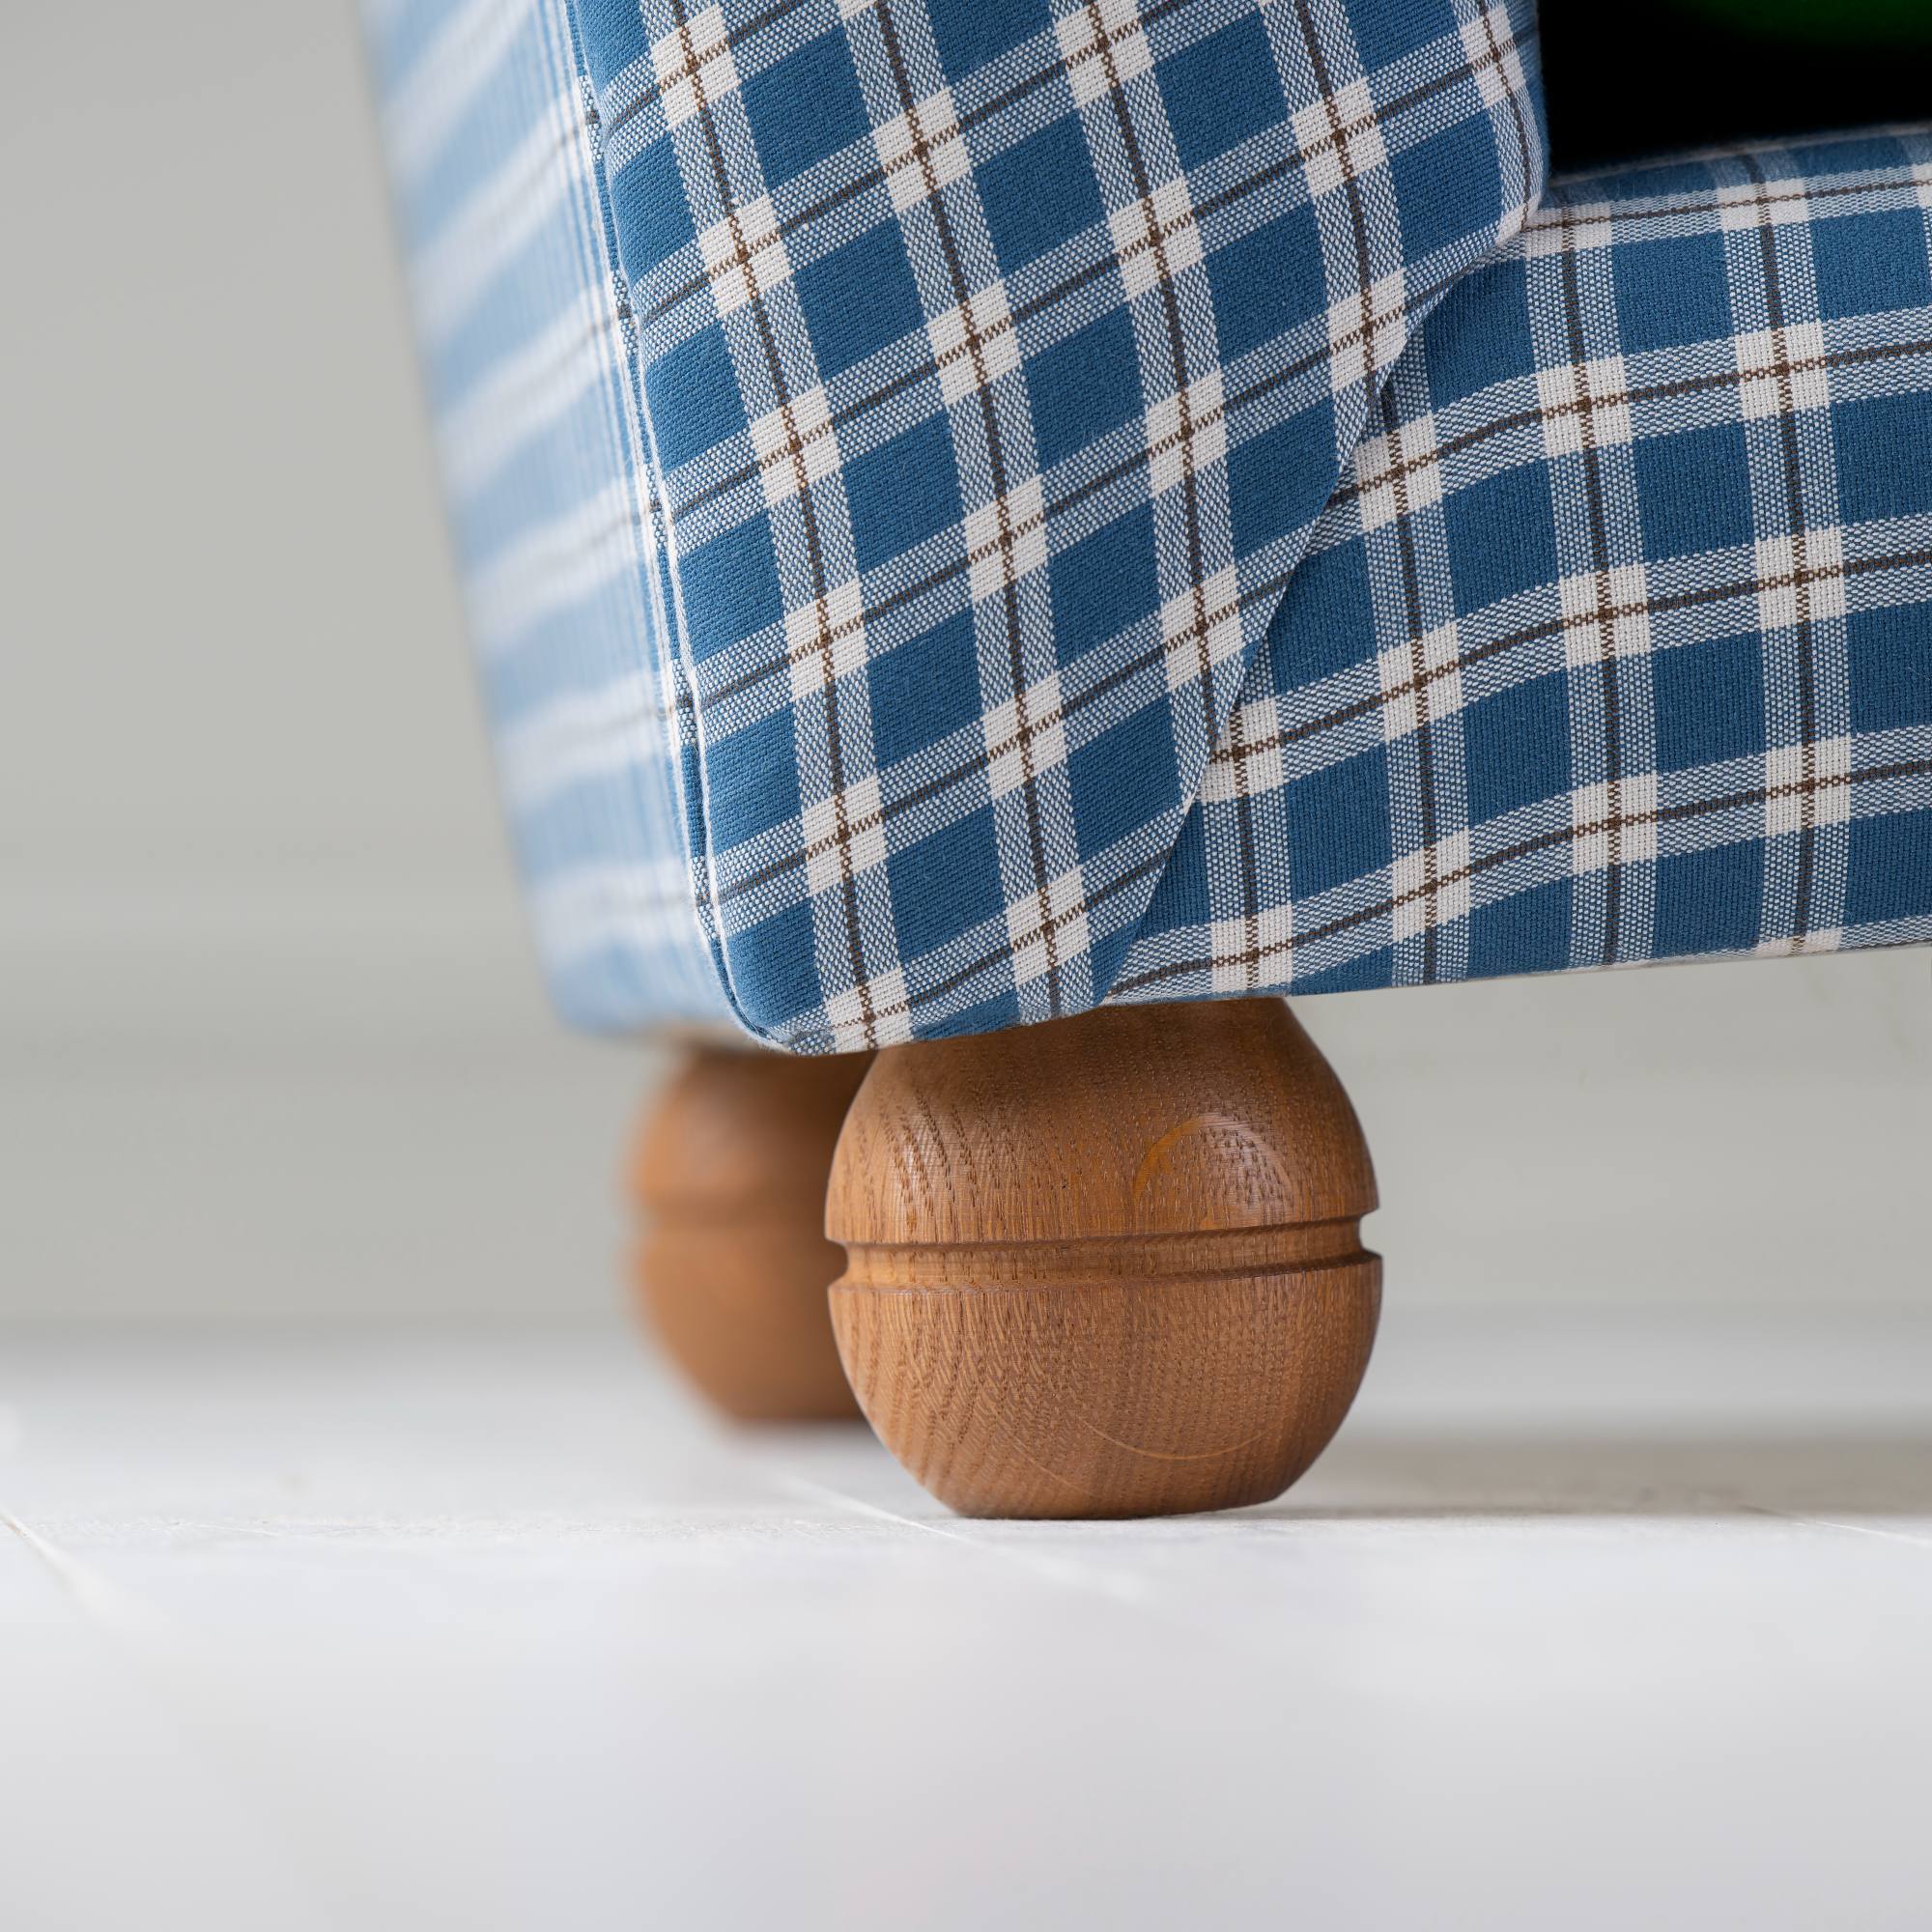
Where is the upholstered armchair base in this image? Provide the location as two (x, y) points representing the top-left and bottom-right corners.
(828, 1001), (1381, 1519)
(629, 1001), (1380, 1517)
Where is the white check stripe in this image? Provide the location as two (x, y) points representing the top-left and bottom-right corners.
(438, 286), (614, 497)
(496, 671), (659, 811)
(528, 860), (701, 965)
(383, 0), (539, 185)
(412, 85), (584, 344)
(468, 476), (639, 656)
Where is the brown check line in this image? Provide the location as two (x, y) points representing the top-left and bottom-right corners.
(1741, 154), (1823, 947)
(1472, 0), (1538, 214)
(632, 0), (1186, 331)
(1215, 706), (1276, 793)
(1085, 0), (1221, 789)
(1051, 0), (1237, 997)
(1059, 0), (1154, 97)
(1329, 331), (1932, 516)
(875, 93), (961, 210)
(746, 278), (1021, 506)
(749, 384), (841, 496)
(1110, 754), (1932, 995)
(1523, 162), (1929, 242)
(872, 0), (1069, 1014)
(671, 0), (881, 1043)
(1218, 691), (1264, 990)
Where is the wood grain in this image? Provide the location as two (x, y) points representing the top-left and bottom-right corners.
(630, 1047), (870, 1421)
(826, 999), (1379, 1518)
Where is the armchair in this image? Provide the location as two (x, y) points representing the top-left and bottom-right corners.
(366, 0), (1931, 1514)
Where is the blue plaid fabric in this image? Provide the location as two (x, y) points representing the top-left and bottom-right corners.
(1117, 126), (1932, 1001)
(367, 0), (1932, 1047)
(365, 0), (725, 1030)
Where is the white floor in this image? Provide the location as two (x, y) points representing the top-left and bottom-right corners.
(5, 1307), (1932, 1932)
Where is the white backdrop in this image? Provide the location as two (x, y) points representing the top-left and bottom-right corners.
(2, 3), (1925, 1321)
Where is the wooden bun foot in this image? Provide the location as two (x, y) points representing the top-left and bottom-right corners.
(630, 1047), (870, 1421)
(826, 1000), (1379, 1518)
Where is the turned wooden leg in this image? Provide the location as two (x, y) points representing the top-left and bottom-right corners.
(826, 999), (1378, 1518)
(629, 1046), (871, 1421)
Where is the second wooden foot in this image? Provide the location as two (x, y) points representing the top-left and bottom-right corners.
(630, 1046), (870, 1422)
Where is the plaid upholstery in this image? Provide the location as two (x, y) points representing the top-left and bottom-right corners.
(364, 0), (725, 1030)
(368, 0), (1932, 1047)
(1117, 126), (1932, 1002)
